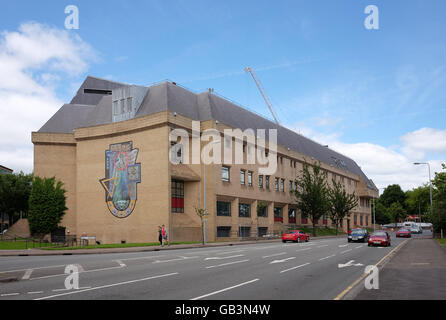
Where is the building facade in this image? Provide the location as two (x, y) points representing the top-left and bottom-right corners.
(32, 76), (378, 244)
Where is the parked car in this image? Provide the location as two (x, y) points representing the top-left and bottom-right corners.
(410, 226), (423, 234)
(396, 228), (411, 238)
(282, 230), (310, 243)
(368, 231), (391, 247)
(348, 229), (369, 243)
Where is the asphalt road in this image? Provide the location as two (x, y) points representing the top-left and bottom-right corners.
(0, 231), (423, 300)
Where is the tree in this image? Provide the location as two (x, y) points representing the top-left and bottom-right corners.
(405, 185), (430, 220)
(293, 161), (330, 237)
(388, 202), (406, 227)
(194, 207), (208, 245)
(0, 172), (33, 231)
(28, 176), (67, 237)
(380, 184), (407, 209)
(328, 180), (358, 235)
(374, 200), (390, 225)
(432, 164), (446, 233)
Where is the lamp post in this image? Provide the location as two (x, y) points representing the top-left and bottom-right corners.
(414, 162), (433, 218)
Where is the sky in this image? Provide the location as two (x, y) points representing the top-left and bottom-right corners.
(0, 0), (445, 192)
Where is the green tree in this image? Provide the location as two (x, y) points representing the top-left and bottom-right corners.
(0, 172), (33, 230)
(432, 164), (446, 233)
(293, 161), (330, 237)
(405, 185), (430, 220)
(380, 184), (407, 209)
(374, 200), (391, 225)
(328, 180), (358, 235)
(28, 177), (67, 237)
(388, 202), (406, 227)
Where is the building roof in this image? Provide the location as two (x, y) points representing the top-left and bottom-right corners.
(38, 76), (376, 190)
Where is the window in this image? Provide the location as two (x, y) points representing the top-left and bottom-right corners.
(225, 138), (231, 149)
(354, 215), (358, 225)
(240, 170), (245, 185)
(257, 204), (268, 217)
(217, 226), (231, 237)
(274, 177), (279, 191)
(280, 179), (285, 192)
(274, 207), (283, 223)
(248, 171), (253, 187)
(288, 209), (296, 224)
(265, 176), (270, 189)
(289, 180), (293, 192)
(222, 166), (230, 182)
(239, 203), (251, 218)
(120, 99), (125, 114)
(126, 97), (132, 113)
(171, 180), (184, 213)
(217, 201), (231, 216)
(259, 175), (264, 188)
(258, 227), (268, 237)
(239, 226), (251, 238)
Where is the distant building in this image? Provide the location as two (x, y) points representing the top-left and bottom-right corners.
(32, 76), (378, 244)
(0, 165), (13, 174)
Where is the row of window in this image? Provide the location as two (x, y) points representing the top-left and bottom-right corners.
(217, 226), (269, 238)
(217, 201), (297, 220)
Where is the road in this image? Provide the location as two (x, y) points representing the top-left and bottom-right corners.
(0, 231), (423, 300)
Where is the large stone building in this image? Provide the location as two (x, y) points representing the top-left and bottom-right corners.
(32, 76), (378, 244)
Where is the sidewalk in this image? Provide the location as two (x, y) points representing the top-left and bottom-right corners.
(0, 234), (344, 257)
(355, 238), (446, 300)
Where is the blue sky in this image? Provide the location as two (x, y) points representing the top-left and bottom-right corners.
(1, 0), (445, 190)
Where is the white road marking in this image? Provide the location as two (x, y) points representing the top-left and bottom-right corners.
(0, 264), (67, 275)
(296, 248), (312, 252)
(204, 254), (244, 261)
(253, 245), (279, 250)
(1, 293), (19, 297)
(338, 244), (349, 248)
(153, 256), (199, 263)
(341, 249), (352, 254)
(190, 279), (259, 300)
(338, 260), (364, 268)
(34, 273), (179, 300)
(262, 252), (286, 259)
(29, 265), (126, 281)
(270, 257), (296, 264)
(317, 245), (329, 248)
(52, 287), (91, 292)
(116, 260), (126, 267)
(205, 259), (250, 269)
(411, 262), (430, 265)
(216, 250), (245, 255)
(280, 262), (311, 274)
(319, 254), (335, 261)
(355, 245), (362, 249)
(22, 269), (33, 280)
(27, 291), (44, 295)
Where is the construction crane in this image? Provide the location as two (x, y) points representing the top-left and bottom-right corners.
(245, 66), (280, 125)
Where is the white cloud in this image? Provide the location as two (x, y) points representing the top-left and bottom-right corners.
(287, 123), (445, 191)
(401, 127), (446, 160)
(0, 22), (96, 173)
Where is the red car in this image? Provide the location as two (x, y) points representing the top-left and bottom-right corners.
(368, 231), (391, 247)
(396, 228), (411, 238)
(282, 230), (310, 243)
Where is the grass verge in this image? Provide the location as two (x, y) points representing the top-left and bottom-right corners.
(436, 239), (446, 249)
(0, 240), (53, 250)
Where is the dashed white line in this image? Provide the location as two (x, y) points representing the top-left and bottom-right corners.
(262, 252), (286, 259)
(27, 291), (44, 295)
(22, 269), (33, 280)
(116, 260), (126, 267)
(296, 248), (312, 252)
(34, 272), (179, 300)
(280, 262), (311, 274)
(355, 245), (363, 249)
(190, 279), (259, 300)
(52, 287), (91, 292)
(341, 249), (352, 254)
(319, 254), (336, 261)
(1, 293), (19, 297)
(205, 259), (250, 269)
(317, 245), (329, 248)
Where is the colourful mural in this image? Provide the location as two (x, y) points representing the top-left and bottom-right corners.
(100, 142), (141, 218)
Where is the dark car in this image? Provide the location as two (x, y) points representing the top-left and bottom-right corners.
(348, 229), (369, 243)
(368, 231), (391, 247)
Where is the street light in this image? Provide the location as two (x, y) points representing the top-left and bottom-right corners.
(414, 162), (433, 219)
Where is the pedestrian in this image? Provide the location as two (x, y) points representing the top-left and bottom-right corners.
(158, 226), (162, 246)
(162, 224), (168, 247)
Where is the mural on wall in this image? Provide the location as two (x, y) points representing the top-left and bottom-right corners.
(100, 142), (141, 218)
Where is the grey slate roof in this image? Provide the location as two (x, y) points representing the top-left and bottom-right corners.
(39, 76), (375, 189)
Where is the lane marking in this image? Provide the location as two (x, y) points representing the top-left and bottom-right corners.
(0, 264), (67, 275)
(153, 256), (199, 264)
(216, 250), (245, 255)
(27, 291), (44, 295)
(116, 260), (126, 267)
(262, 252), (286, 259)
(34, 272), (179, 300)
(280, 263), (311, 274)
(1, 293), (19, 297)
(317, 245), (329, 248)
(411, 262), (430, 265)
(205, 254), (244, 261)
(339, 244), (349, 248)
(319, 254), (335, 261)
(355, 245), (363, 249)
(296, 248), (312, 252)
(52, 287), (91, 292)
(341, 249), (352, 254)
(333, 239), (409, 300)
(190, 279), (259, 300)
(270, 257), (296, 264)
(205, 259), (250, 269)
(29, 265), (125, 281)
(22, 269), (33, 280)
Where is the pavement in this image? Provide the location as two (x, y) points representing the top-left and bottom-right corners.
(354, 235), (446, 300)
(0, 232), (411, 300)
